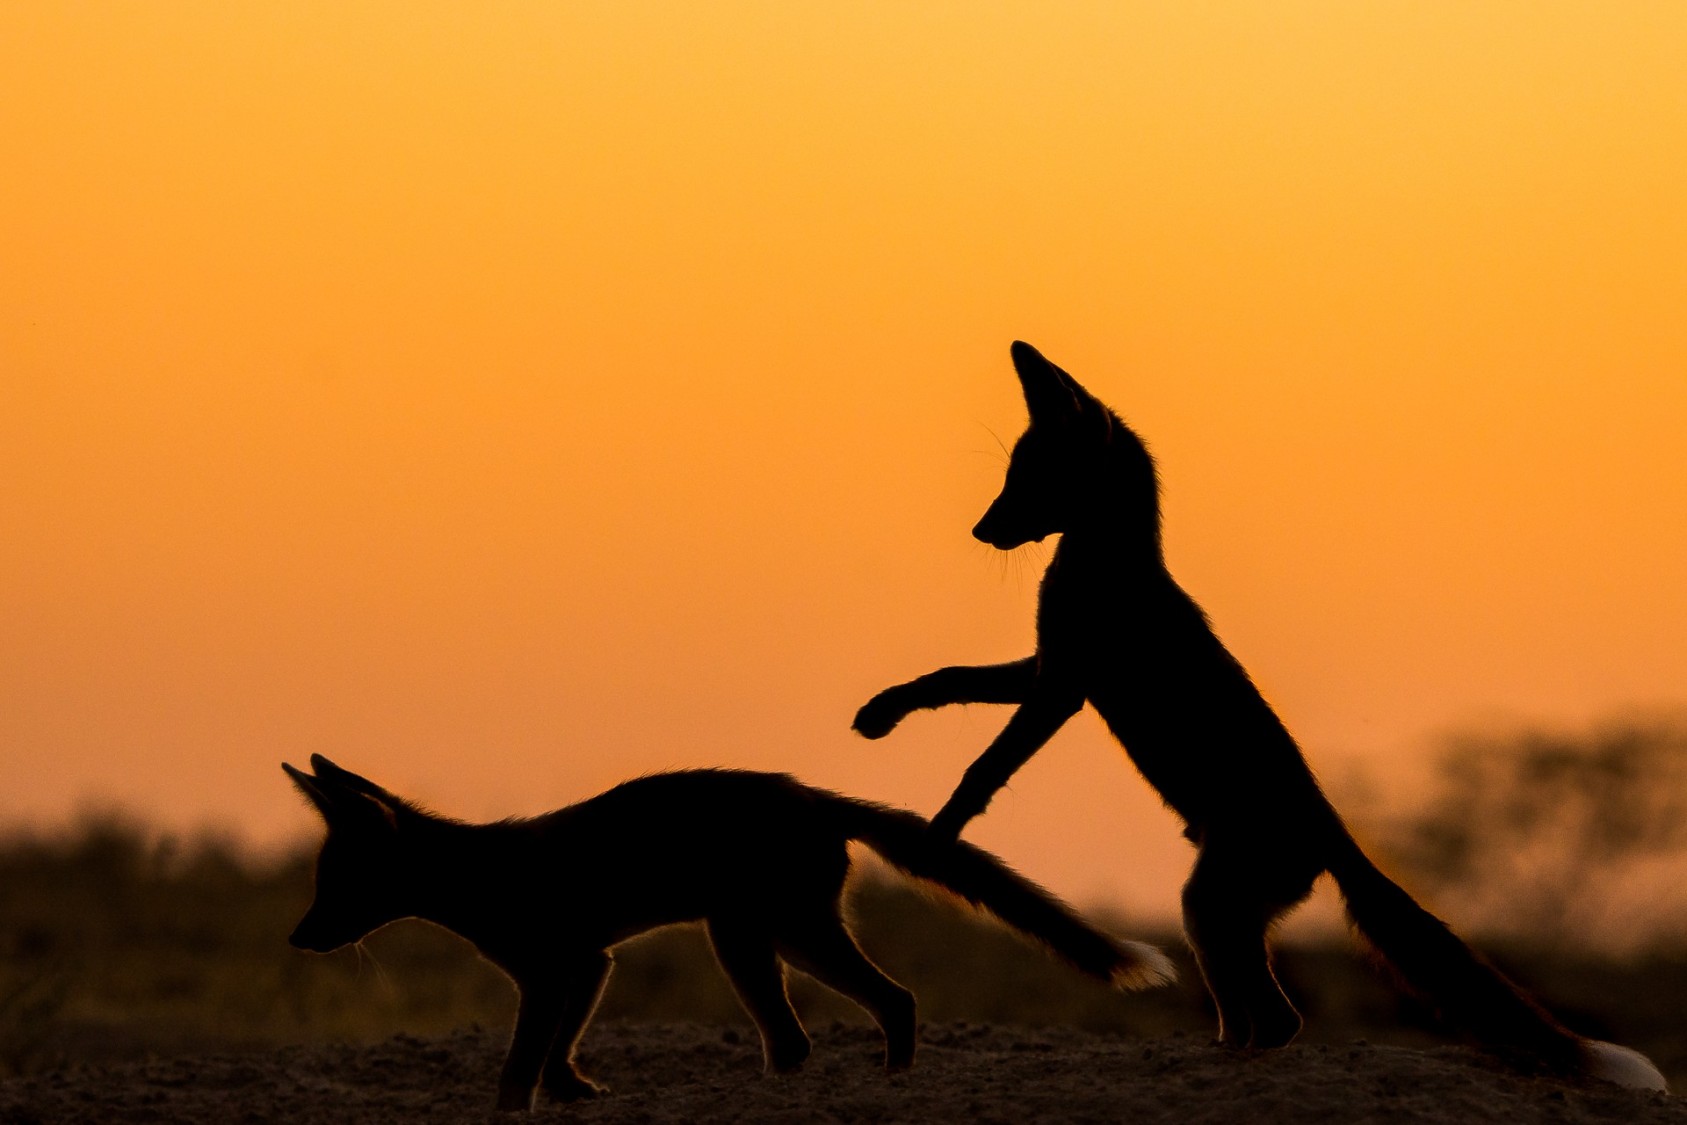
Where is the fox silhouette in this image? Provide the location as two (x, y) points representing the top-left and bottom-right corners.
(853, 341), (1665, 1090)
(283, 755), (1173, 1111)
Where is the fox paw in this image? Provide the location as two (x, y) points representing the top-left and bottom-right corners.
(884, 1041), (916, 1073)
(852, 693), (907, 739)
(542, 1073), (609, 1102)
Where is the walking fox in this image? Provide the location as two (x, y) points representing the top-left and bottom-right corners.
(284, 755), (1173, 1111)
(853, 341), (1665, 1090)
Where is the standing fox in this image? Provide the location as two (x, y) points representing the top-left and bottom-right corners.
(853, 341), (1665, 1090)
(284, 755), (1173, 1111)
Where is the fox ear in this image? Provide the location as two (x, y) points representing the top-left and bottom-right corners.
(308, 754), (394, 801)
(1009, 340), (1096, 424)
(283, 762), (333, 817)
(284, 760), (400, 833)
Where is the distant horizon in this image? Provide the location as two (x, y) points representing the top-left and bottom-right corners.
(8, 702), (1687, 951)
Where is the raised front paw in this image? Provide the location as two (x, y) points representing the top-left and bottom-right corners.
(852, 690), (908, 739)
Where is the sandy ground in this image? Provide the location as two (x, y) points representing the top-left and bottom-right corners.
(3, 1023), (1682, 1125)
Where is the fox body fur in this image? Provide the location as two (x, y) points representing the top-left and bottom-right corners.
(853, 341), (1665, 1091)
(284, 755), (1173, 1111)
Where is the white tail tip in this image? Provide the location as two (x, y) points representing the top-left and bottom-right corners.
(1583, 1039), (1668, 1092)
(1112, 940), (1178, 991)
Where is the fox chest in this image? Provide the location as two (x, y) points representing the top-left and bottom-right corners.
(1033, 558), (1226, 811)
(1034, 562), (1168, 686)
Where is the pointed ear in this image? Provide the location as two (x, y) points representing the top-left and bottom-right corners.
(284, 762), (333, 818)
(337, 788), (401, 834)
(286, 760), (401, 833)
(308, 754), (394, 801)
(1009, 340), (1096, 424)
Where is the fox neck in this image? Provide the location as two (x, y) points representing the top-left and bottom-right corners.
(1060, 529), (1163, 578)
(1060, 461), (1165, 568)
(388, 816), (530, 944)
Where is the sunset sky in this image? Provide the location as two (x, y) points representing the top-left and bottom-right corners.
(5, 3), (1686, 921)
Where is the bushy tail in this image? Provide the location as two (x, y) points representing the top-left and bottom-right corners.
(1326, 832), (1666, 1090)
(824, 795), (1174, 991)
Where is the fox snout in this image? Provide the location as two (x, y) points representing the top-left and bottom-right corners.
(973, 498), (1046, 550)
(973, 516), (1034, 550)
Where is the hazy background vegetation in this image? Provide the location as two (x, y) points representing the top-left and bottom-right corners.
(1370, 712), (1687, 955)
(3, 714), (1685, 1089)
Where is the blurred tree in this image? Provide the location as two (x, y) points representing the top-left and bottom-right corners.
(1383, 713), (1687, 952)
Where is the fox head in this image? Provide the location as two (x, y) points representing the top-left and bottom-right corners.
(972, 341), (1162, 555)
(283, 755), (413, 953)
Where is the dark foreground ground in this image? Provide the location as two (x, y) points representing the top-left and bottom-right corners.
(3, 1023), (1683, 1125)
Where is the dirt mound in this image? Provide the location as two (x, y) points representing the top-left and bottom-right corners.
(2, 1023), (1681, 1124)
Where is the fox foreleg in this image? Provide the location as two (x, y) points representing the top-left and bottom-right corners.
(497, 987), (565, 1111)
(498, 952), (613, 1112)
(929, 691), (1082, 840)
(853, 657), (1038, 738)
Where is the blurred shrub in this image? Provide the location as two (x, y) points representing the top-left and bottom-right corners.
(1378, 712), (1687, 953)
(0, 812), (516, 1075)
(3, 799), (1683, 1082)
(0, 815), (1205, 1074)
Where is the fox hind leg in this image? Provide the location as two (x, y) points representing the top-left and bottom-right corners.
(1181, 842), (1312, 1050)
(706, 918), (813, 1074)
(777, 912), (916, 1072)
(539, 951), (614, 1101)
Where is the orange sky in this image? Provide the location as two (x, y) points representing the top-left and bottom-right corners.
(4, 3), (1686, 922)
